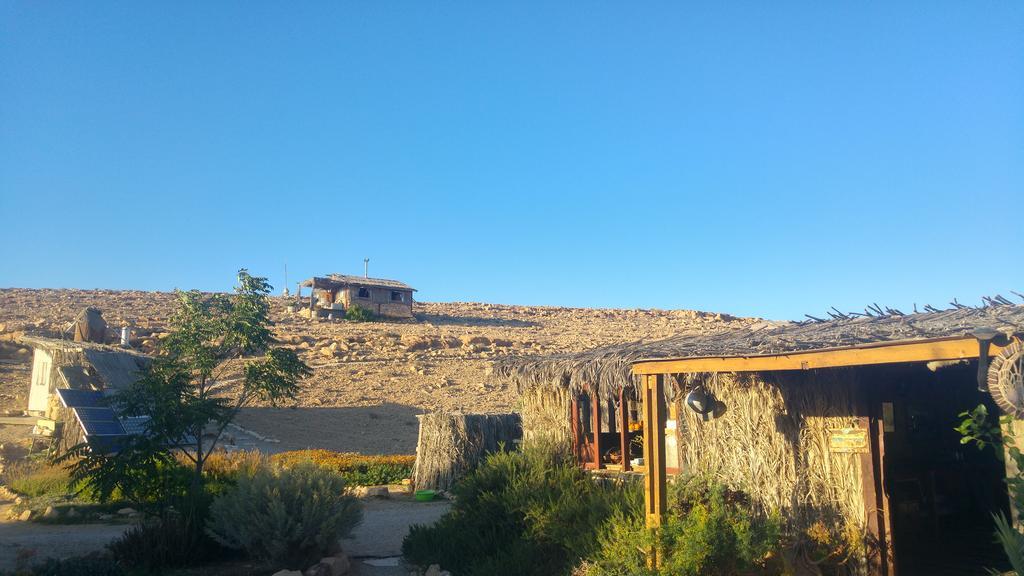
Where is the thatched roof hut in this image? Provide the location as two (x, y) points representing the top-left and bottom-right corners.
(498, 302), (1024, 576)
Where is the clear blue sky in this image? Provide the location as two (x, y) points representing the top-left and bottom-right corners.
(2, 2), (1022, 320)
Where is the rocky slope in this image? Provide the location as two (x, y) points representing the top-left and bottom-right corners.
(0, 289), (760, 454)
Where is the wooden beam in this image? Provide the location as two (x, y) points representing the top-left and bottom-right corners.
(643, 374), (667, 528)
(570, 396), (581, 465)
(632, 337), (1001, 375)
(620, 388), (631, 472)
(592, 392), (602, 470)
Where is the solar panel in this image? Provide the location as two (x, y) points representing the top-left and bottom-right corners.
(119, 416), (151, 436)
(56, 388), (106, 409)
(75, 407), (126, 436)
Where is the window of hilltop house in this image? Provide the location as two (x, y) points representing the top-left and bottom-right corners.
(357, 287), (370, 299)
(391, 291), (404, 302)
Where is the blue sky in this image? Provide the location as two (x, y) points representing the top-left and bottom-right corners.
(1, 2), (1022, 320)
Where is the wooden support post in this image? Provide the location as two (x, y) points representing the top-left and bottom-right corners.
(309, 279), (316, 320)
(620, 388), (631, 472)
(592, 392), (602, 470)
(570, 396), (581, 465)
(643, 374), (667, 568)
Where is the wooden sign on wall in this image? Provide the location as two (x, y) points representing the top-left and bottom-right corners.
(829, 428), (869, 453)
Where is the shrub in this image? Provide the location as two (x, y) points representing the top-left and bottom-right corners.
(345, 304), (374, 322)
(107, 512), (229, 573)
(402, 441), (638, 576)
(13, 552), (124, 576)
(585, 475), (782, 576)
(7, 462), (76, 499)
(205, 463), (363, 567)
(271, 450), (415, 486)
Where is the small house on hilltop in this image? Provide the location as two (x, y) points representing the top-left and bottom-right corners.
(499, 303), (1024, 575)
(299, 274), (416, 319)
(20, 335), (151, 452)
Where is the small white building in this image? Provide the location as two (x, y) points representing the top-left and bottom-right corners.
(20, 336), (150, 415)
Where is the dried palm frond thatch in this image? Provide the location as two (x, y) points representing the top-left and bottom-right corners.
(412, 412), (521, 491)
(496, 303), (1024, 399)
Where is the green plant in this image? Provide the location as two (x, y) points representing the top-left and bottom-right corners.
(7, 462), (77, 499)
(56, 270), (311, 521)
(345, 303), (374, 322)
(8, 552), (125, 576)
(957, 403), (1024, 573)
(585, 475), (781, 576)
(402, 441), (637, 576)
(107, 511), (231, 573)
(205, 463), (362, 567)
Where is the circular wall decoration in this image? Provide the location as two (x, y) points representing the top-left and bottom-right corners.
(989, 339), (1024, 418)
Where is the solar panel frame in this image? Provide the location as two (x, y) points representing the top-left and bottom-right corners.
(74, 407), (126, 436)
(55, 388), (106, 409)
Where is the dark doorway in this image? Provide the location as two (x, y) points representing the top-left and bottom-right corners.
(873, 362), (1011, 575)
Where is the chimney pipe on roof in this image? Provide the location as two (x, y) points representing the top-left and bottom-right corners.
(364, 258), (369, 278)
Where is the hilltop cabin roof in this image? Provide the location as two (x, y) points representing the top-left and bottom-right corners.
(498, 302), (1024, 398)
(300, 274), (417, 292)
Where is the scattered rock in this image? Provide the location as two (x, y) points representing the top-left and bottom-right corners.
(18, 509), (31, 521)
(355, 486), (389, 498)
(317, 554), (350, 576)
(424, 565), (442, 576)
(273, 571), (303, 576)
(66, 507), (78, 519)
(117, 507), (138, 516)
(41, 506), (59, 519)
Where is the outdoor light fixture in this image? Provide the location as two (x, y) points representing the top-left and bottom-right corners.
(973, 327), (1009, 393)
(686, 385), (715, 421)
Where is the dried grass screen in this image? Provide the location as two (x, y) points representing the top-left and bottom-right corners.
(412, 412), (522, 491)
(675, 370), (865, 534)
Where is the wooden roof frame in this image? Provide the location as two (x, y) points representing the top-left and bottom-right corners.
(632, 335), (1006, 375)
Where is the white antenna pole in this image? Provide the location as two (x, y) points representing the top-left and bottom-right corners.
(364, 258), (369, 278)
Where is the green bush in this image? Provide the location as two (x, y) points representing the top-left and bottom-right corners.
(402, 441), (639, 576)
(7, 463), (76, 499)
(585, 475), (782, 576)
(9, 552), (124, 576)
(107, 511), (229, 573)
(205, 463), (363, 567)
(345, 304), (374, 322)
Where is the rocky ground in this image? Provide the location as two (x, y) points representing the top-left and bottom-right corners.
(0, 288), (761, 455)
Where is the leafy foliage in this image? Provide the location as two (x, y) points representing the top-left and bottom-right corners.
(107, 511), (232, 573)
(957, 403), (1024, 572)
(57, 270), (312, 510)
(205, 463), (362, 567)
(402, 441), (637, 576)
(955, 404), (1011, 455)
(270, 450), (415, 486)
(585, 475), (781, 576)
(345, 303), (374, 322)
(10, 552), (124, 576)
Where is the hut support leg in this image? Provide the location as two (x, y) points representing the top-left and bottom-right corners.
(643, 374), (667, 568)
(620, 388), (631, 472)
(592, 393), (602, 469)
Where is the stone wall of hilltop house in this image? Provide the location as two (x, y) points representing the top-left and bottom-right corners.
(674, 370), (868, 575)
(337, 287), (414, 318)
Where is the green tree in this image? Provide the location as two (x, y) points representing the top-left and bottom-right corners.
(58, 270), (311, 512)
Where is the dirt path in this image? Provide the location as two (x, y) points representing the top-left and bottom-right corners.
(0, 507), (131, 572)
(0, 498), (450, 574)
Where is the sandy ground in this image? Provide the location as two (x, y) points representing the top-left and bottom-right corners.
(0, 288), (762, 456)
(0, 496), (450, 574)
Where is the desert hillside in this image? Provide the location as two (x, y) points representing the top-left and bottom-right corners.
(0, 288), (761, 454)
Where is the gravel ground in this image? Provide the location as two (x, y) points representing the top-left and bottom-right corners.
(0, 496), (451, 574)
